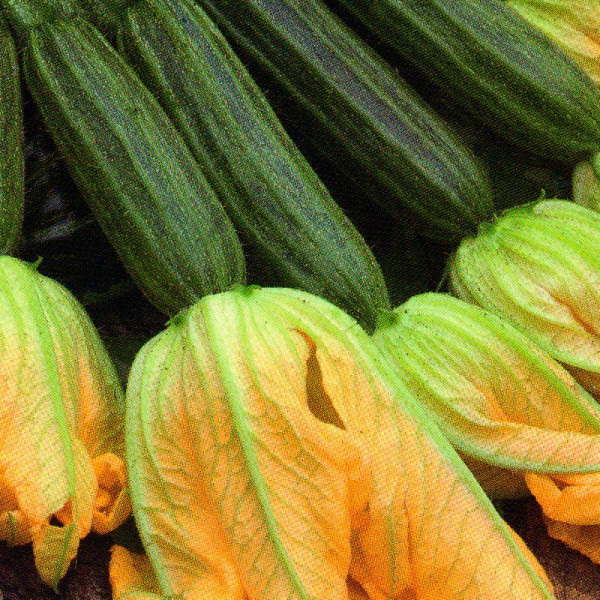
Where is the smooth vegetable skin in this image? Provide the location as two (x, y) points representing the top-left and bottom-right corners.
(81, 0), (391, 331)
(0, 18), (24, 255)
(194, 0), (494, 240)
(2, 0), (246, 316)
(333, 0), (600, 163)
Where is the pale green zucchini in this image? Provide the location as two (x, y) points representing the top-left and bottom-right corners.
(1, 0), (246, 316)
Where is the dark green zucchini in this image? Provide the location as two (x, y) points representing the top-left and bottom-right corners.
(78, 0), (391, 331)
(0, 17), (24, 255)
(332, 0), (600, 164)
(2, 0), (246, 316)
(188, 0), (494, 240)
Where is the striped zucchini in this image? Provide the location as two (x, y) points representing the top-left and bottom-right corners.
(333, 0), (600, 164)
(2, 0), (246, 316)
(78, 0), (391, 331)
(0, 17), (24, 255)
(191, 0), (494, 240)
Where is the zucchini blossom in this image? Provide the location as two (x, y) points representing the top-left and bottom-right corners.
(0, 256), (130, 589)
(374, 293), (600, 563)
(450, 200), (600, 399)
(117, 286), (555, 600)
(508, 0), (600, 86)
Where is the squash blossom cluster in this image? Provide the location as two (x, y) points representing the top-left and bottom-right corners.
(374, 293), (600, 564)
(0, 256), (130, 589)
(112, 286), (555, 600)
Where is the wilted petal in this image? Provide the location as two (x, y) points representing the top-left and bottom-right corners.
(110, 545), (163, 599)
(526, 471), (600, 560)
(526, 472), (600, 525)
(92, 454), (130, 535)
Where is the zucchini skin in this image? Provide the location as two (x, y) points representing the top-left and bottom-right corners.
(90, 0), (390, 331)
(333, 0), (600, 162)
(5, 6), (246, 316)
(192, 0), (494, 240)
(0, 18), (24, 255)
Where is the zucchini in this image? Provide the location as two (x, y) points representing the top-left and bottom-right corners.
(332, 0), (600, 164)
(0, 17), (24, 255)
(2, 0), (246, 316)
(78, 0), (391, 331)
(191, 0), (494, 240)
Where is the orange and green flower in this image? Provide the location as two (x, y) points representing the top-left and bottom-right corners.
(0, 256), (130, 588)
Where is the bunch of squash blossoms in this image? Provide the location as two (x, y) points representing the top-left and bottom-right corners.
(111, 286), (557, 600)
(9, 199), (600, 600)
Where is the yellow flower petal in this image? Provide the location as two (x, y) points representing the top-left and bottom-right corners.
(110, 545), (163, 599)
(32, 521), (79, 590)
(374, 294), (600, 474)
(127, 293), (371, 600)
(525, 472), (600, 525)
(126, 328), (246, 600)
(92, 453), (131, 535)
(0, 257), (128, 587)
(525, 471), (600, 561)
(375, 293), (600, 565)
(127, 287), (556, 600)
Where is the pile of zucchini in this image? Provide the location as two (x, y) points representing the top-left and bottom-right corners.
(1, 0), (600, 595)
(4, 0), (599, 326)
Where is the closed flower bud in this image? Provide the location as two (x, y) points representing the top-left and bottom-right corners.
(373, 292), (600, 563)
(449, 200), (600, 398)
(508, 0), (600, 85)
(123, 286), (554, 600)
(0, 256), (130, 589)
